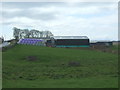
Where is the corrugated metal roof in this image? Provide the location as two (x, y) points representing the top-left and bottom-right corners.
(52, 36), (89, 39)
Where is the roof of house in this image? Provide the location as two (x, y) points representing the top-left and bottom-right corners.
(52, 36), (89, 39)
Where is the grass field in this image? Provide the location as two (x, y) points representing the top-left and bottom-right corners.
(2, 45), (118, 88)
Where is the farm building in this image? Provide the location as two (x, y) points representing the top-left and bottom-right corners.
(46, 36), (90, 47)
(18, 38), (45, 46)
(90, 41), (113, 46)
(7, 39), (17, 44)
(112, 41), (120, 45)
(97, 42), (113, 46)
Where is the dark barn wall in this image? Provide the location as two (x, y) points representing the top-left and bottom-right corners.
(55, 39), (89, 46)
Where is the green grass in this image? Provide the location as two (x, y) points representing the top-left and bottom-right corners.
(109, 45), (119, 51)
(2, 45), (118, 88)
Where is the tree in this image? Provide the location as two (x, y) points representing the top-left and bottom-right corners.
(13, 27), (20, 40)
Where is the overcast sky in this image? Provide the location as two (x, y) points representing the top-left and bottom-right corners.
(0, 2), (118, 41)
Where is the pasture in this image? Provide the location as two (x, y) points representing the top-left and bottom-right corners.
(2, 45), (118, 88)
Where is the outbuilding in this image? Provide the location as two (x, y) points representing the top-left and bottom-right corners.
(46, 36), (90, 47)
(112, 41), (120, 45)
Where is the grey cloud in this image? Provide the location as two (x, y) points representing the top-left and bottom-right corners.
(2, 2), (66, 9)
(2, 2), (64, 21)
(2, 8), (59, 21)
(31, 12), (58, 20)
(3, 2), (114, 10)
(2, 2), (116, 21)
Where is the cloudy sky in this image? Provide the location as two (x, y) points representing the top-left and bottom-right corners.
(0, 2), (118, 41)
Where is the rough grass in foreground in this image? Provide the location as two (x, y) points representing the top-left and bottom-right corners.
(2, 45), (118, 88)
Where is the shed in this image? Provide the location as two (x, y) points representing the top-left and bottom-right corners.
(46, 36), (90, 47)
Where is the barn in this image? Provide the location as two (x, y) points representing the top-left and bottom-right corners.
(46, 36), (90, 47)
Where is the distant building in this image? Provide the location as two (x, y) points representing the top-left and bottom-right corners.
(112, 41), (120, 45)
(6, 39), (17, 45)
(18, 38), (45, 46)
(46, 36), (90, 47)
(90, 41), (113, 47)
(96, 42), (113, 46)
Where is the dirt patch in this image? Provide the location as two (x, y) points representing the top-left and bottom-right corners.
(68, 61), (80, 67)
(25, 56), (38, 61)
